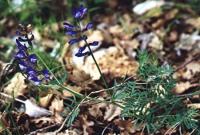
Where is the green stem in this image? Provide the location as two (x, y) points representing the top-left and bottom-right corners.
(84, 39), (108, 89)
(34, 51), (83, 98)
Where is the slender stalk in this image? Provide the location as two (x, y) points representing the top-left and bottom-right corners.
(83, 39), (108, 88)
(34, 51), (83, 98)
(0, 92), (25, 104)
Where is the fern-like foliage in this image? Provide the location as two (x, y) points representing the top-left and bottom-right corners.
(112, 51), (200, 133)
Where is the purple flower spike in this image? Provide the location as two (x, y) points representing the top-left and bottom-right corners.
(27, 67), (37, 76)
(29, 76), (41, 85)
(15, 50), (26, 59)
(18, 61), (27, 71)
(63, 4), (98, 58)
(15, 26), (50, 85)
(28, 54), (37, 63)
(73, 5), (87, 19)
(42, 69), (50, 79)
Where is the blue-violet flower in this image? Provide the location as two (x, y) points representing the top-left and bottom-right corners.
(64, 5), (99, 57)
(14, 24), (50, 85)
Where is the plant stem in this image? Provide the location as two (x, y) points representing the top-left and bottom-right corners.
(35, 51), (83, 98)
(84, 39), (108, 89)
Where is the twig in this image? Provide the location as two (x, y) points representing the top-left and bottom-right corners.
(0, 92), (25, 104)
(101, 123), (111, 135)
(164, 122), (180, 135)
(56, 82), (126, 134)
(0, 63), (12, 86)
(174, 53), (200, 72)
(140, 125), (145, 135)
(26, 123), (59, 135)
(177, 89), (200, 98)
(179, 126), (183, 135)
(188, 128), (196, 135)
(55, 97), (85, 133)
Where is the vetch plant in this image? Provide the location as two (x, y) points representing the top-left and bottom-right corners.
(1, 2), (200, 134)
(11, 24), (83, 99)
(111, 51), (200, 134)
(63, 4), (108, 88)
(14, 24), (50, 85)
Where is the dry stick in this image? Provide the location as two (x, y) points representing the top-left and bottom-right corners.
(164, 122), (180, 135)
(26, 123), (60, 135)
(56, 94), (111, 133)
(174, 53), (200, 72)
(177, 89), (200, 98)
(55, 97), (85, 134)
(0, 63), (12, 87)
(0, 92), (25, 104)
(140, 124), (145, 135)
(101, 123), (111, 135)
(55, 65), (136, 132)
(55, 82), (127, 133)
(179, 126), (183, 135)
(188, 128), (197, 135)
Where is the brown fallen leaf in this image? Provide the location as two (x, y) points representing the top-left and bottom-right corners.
(31, 117), (55, 129)
(104, 104), (121, 122)
(182, 62), (200, 80)
(114, 119), (137, 134)
(88, 99), (107, 118)
(4, 73), (27, 97)
(80, 30), (104, 46)
(109, 25), (124, 36)
(174, 61), (200, 80)
(83, 47), (139, 80)
(39, 94), (54, 108)
(175, 33), (200, 53)
(62, 85), (82, 97)
(186, 17), (200, 29)
(49, 97), (63, 113)
(174, 81), (191, 94)
(74, 115), (94, 135)
(187, 103), (200, 109)
(148, 33), (163, 50)
(37, 129), (79, 135)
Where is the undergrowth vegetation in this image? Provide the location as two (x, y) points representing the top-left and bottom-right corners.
(0, 0), (200, 134)
(113, 51), (200, 134)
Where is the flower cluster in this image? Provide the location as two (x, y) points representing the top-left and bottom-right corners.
(63, 5), (99, 57)
(14, 24), (50, 85)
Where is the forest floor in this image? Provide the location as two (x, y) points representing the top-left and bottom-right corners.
(0, 0), (200, 135)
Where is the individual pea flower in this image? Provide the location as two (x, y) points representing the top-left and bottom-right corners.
(64, 4), (99, 57)
(75, 41), (99, 57)
(73, 5), (87, 19)
(14, 24), (50, 85)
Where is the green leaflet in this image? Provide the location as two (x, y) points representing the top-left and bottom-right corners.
(112, 51), (200, 134)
